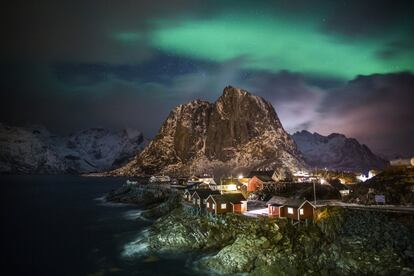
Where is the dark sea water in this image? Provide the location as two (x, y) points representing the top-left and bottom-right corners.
(0, 176), (196, 276)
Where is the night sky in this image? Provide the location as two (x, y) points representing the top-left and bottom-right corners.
(1, 0), (413, 157)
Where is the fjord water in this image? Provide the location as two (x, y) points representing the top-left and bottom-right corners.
(0, 176), (193, 276)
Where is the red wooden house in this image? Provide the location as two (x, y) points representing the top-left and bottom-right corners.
(206, 193), (247, 214)
(247, 171), (274, 192)
(268, 197), (316, 221)
(281, 199), (316, 221)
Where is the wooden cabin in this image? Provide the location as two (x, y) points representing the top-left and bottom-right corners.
(280, 199), (316, 221)
(247, 171), (274, 192)
(267, 196), (289, 217)
(206, 193), (247, 214)
(191, 189), (220, 208)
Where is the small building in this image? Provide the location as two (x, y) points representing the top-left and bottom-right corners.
(267, 197), (316, 221)
(280, 199), (316, 221)
(191, 189), (220, 208)
(267, 196), (289, 217)
(247, 171), (274, 192)
(206, 193), (247, 214)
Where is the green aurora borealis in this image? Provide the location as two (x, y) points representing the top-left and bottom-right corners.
(149, 13), (413, 79)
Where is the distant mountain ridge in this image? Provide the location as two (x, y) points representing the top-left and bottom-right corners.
(114, 86), (306, 177)
(0, 123), (146, 174)
(291, 130), (388, 172)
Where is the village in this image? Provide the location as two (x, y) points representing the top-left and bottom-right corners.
(125, 156), (414, 224)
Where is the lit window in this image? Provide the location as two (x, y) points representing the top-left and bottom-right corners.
(288, 207), (293, 214)
(221, 203), (227, 209)
(212, 203), (215, 209)
(300, 208), (304, 215)
(207, 202), (210, 208)
(197, 199), (200, 204)
(193, 199), (196, 204)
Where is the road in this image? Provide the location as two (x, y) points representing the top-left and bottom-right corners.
(316, 200), (414, 214)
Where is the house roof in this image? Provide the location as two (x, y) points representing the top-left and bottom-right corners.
(283, 199), (316, 209)
(248, 171), (274, 182)
(192, 189), (220, 199)
(267, 196), (289, 206)
(283, 198), (304, 208)
(186, 182), (205, 188)
(209, 193), (246, 204)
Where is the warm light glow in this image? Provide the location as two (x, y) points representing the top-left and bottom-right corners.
(226, 184), (237, 191)
(320, 178), (327, 185)
(238, 174), (243, 179)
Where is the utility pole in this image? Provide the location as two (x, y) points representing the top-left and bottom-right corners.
(313, 180), (317, 205)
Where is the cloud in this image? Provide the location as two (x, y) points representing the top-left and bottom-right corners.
(241, 71), (325, 133)
(313, 72), (414, 157)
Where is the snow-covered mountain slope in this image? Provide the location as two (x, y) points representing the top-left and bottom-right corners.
(114, 86), (305, 177)
(0, 123), (145, 174)
(291, 130), (388, 173)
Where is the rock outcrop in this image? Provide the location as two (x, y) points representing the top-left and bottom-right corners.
(292, 130), (388, 172)
(136, 207), (414, 275)
(115, 86), (305, 176)
(0, 124), (145, 174)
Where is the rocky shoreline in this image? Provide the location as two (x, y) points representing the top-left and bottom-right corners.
(107, 185), (414, 275)
(105, 183), (181, 219)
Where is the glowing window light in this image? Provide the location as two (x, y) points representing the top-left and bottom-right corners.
(226, 184), (237, 191)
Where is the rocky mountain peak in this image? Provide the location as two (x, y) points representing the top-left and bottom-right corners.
(292, 131), (388, 172)
(115, 87), (305, 177)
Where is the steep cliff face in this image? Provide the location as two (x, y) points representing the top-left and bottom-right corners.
(116, 86), (305, 176)
(292, 130), (388, 172)
(0, 124), (145, 174)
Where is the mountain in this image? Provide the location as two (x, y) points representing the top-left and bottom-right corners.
(115, 86), (305, 177)
(291, 130), (388, 172)
(0, 123), (145, 174)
